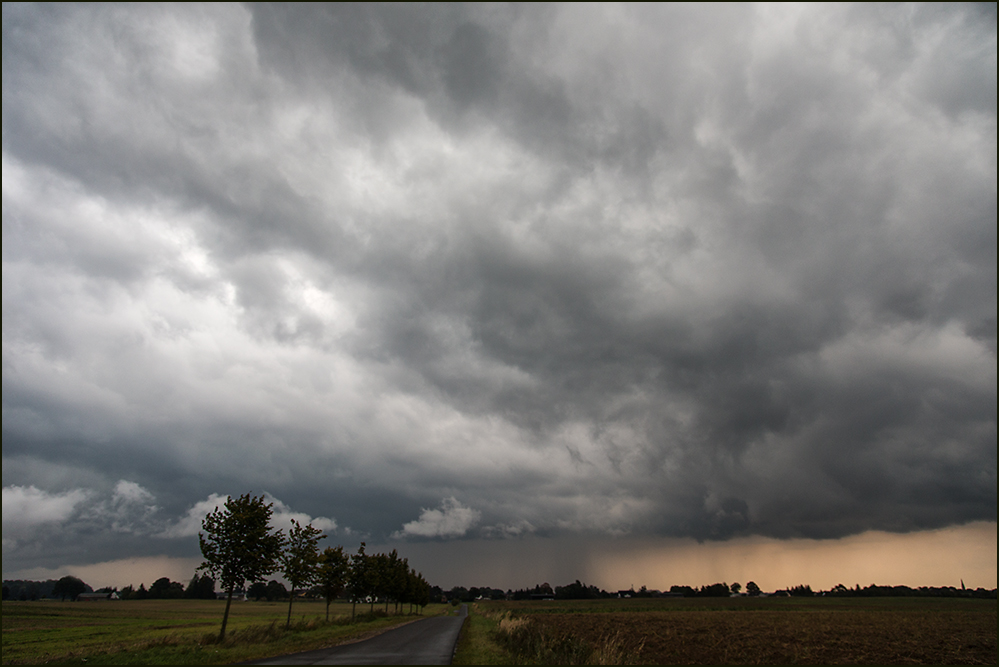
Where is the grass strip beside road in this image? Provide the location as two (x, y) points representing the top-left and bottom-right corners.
(2, 600), (447, 665)
(451, 604), (516, 665)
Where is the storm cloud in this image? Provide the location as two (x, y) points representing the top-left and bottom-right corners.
(2, 3), (995, 580)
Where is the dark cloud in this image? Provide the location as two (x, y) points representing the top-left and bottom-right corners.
(2, 4), (995, 577)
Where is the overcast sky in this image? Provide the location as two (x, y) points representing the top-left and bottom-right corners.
(3, 3), (996, 591)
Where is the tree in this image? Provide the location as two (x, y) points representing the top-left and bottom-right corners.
(347, 542), (371, 619)
(417, 574), (431, 612)
(403, 568), (431, 614)
(368, 551), (390, 613)
(266, 580), (289, 600)
(383, 550), (408, 614)
(185, 573), (217, 600)
(317, 545), (350, 621)
(247, 581), (268, 601)
(53, 576), (87, 601)
(198, 493), (285, 640)
(698, 583), (730, 597)
(149, 577), (184, 599)
(746, 581), (761, 597)
(368, 550), (408, 614)
(730, 582), (742, 595)
(280, 519), (325, 628)
(556, 580), (601, 600)
(789, 584), (814, 597)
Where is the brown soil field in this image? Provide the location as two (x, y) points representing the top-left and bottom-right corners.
(485, 598), (996, 665)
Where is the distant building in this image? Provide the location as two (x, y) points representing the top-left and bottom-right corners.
(217, 589), (246, 601)
(77, 592), (114, 602)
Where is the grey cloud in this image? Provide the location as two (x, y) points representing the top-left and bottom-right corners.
(2, 4), (995, 578)
(394, 497), (481, 539)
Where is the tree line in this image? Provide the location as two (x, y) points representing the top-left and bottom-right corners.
(2, 577), (94, 601)
(440, 580), (997, 601)
(197, 493), (432, 639)
(11, 575), (990, 605)
(117, 574), (219, 600)
(0, 575), (215, 601)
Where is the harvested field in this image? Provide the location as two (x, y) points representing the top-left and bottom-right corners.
(481, 598), (997, 665)
(1, 599), (444, 665)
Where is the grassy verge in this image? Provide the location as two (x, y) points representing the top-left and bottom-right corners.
(451, 604), (516, 665)
(452, 604), (640, 666)
(2, 600), (447, 665)
(489, 611), (641, 665)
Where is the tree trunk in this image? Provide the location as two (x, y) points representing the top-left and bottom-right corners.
(286, 588), (294, 629)
(351, 599), (356, 620)
(325, 598), (330, 622)
(219, 587), (234, 641)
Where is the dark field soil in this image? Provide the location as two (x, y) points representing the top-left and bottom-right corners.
(487, 597), (996, 664)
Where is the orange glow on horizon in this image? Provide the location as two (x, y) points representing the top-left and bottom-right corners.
(587, 522), (997, 592)
(4, 522), (995, 593)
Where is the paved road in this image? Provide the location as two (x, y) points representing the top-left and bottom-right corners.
(246, 605), (468, 665)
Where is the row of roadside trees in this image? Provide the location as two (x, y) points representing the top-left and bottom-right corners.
(198, 493), (431, 639)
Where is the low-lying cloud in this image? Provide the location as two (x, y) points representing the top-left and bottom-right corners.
(2, 485), (89, 536)
(396, 498), (482, 539)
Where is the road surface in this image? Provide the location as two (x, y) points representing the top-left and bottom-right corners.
(246, 605), (468, 665)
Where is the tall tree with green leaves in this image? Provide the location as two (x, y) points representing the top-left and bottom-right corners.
(368, 551), (390, 613)
(280, 519), (325, 628)
(384, 550), (408, 614)
(198, 493), (285, 640)
(401, 566), (419, 614)
(347, 542), (370, 619)
(53, 575), (87, 601)
(185, 573), (217, 600)
(412, 570), (431, 614)
(317, 545), (350, 621)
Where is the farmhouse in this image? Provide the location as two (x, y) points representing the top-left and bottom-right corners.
(77, 592), (116, 601)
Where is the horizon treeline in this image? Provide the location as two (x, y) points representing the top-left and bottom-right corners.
(1, 574), (217, 601)
(439, 580), (997, 602)
(5, 577), (995, 603)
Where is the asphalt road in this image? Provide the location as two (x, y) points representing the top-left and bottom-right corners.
(245, 605), (468, 665)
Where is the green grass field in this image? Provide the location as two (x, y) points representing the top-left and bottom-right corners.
(454, 597), (997, 665)
(2, 599), (447, 665)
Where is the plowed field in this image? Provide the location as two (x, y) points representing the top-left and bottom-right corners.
(484, 597), (996, 664)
